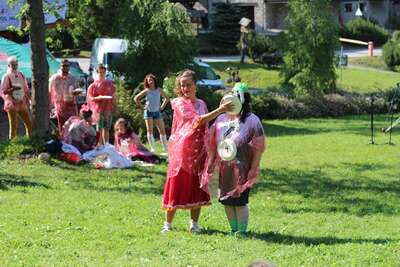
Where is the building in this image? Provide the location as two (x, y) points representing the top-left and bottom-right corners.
(207, 0), (400, 33)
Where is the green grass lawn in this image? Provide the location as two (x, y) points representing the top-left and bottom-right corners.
(348, 56), (389, 70)
(209, 61), (400, 93)
(1, 115), (400, 266)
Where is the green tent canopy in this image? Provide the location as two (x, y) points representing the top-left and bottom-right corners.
(0, 37), (85, 82)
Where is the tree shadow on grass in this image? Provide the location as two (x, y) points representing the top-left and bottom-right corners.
(200, 228), (396, 245)
(0, 173), (51, 191)
(247, 231), (395, 246)
(254, 164), (400, 216)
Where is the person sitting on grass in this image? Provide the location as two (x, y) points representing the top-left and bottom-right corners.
(114, 118), (162, 164)
(62, 104), (96, 154)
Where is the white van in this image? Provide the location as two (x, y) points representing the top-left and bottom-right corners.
(89, 38), (128, 80)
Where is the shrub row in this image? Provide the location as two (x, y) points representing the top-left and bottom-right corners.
(339, 18), (390, 46)
(252, 90), (393, 120)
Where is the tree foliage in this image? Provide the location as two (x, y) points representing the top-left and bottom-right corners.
(382, 33), (400, 70)
(209, 3), (243, 54)
(117, 0), (196, 87)
(66, 0), (129, 49)
(281, 0), (338, 97)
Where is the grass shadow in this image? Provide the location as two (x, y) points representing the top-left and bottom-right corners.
(254, 164), (400, 216)
(0, 173), (51, 190)
(248, 231), (395, 246)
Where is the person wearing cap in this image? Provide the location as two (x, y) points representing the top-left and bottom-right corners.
(201, 82), (266, 237)
(0, 56), (32, 139)
(49, 59), (81, 136)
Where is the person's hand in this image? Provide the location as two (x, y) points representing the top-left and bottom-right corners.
(218, 100), (234, 113)
(247, 168), (258, 180)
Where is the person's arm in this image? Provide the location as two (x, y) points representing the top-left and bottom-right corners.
(134, 89), (148, 109)
(193, 101), (233, 128)
(160, 89), (169, 111)
(2, 75), (13, 95)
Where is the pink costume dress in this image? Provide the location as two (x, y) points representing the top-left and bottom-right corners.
(1, 70), (30, 113)
(49, 72), (79, 133)
(162, 97), (211, 210)
(86, 79), (116, 126)
(62, 116), (96, 154)
(201, 113), (266, 200)
(114, 130), (161, 163)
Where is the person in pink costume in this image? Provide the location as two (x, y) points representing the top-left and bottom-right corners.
(49, 59), (81, 136)
(62, 104), (96, 154)
(201, 87), (266, 237)
(114, 118), (162, 164)
(161, 70), (233, 234)
(86, 64), (117, 145)
(0, 56), (32, 139)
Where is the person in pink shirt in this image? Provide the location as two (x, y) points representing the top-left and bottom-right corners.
(0, 56), (32, 139)
(161, 70), (233, 234)
(86, 64), (117, 145)
(49, 59), (81, 136)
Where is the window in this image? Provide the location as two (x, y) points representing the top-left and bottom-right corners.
(344, 3), (352, 13)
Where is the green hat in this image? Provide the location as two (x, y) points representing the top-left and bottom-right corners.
(233, 82), (248, 94)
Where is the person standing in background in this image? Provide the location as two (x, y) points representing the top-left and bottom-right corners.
(0, 56), (32, 139)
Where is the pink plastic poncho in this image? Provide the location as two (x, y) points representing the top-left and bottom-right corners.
(0, 69), (30, 112)
(114, 131), (159, 163)
(49, 72), (79, 118)
(86, 79), (116, 124)
(62, 116), (96, 153)
(201, 113), (266, 199)
(167, 97), (209, 179)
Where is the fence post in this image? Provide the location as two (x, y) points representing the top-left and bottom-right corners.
(368, 41), (374, 57)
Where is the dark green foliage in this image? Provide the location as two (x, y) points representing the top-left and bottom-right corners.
(116, 0), (195, 87)
(341, 18), (390, 46)
(281, 0), (338, 97)
(246, 31), (275, 62)
(67, 0), (130, 49)
(383, 34), (400, 69)
(209, 3), (243, 54)
(252, 90), (388, 120)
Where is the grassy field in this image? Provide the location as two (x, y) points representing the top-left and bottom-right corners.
(1, 115), (400, 266)
(348, 56), (388, 70)
(209, 61), (400, 93)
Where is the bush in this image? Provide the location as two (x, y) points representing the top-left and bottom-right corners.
(382, 35), (400, 69)
(251, 90), (388, 120)
(342, 18), (390, 46)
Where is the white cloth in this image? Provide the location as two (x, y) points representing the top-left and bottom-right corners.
(82, 143), (133, 169)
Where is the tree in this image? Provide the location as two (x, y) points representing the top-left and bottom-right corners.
(117, 0), (196, 86)
(281, 0), (338, 96)
(209, 2), (243, 54)
(67, 0), (129, 49)
(27, 0), (49, 136)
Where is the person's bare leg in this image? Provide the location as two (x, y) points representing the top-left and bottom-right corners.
(224, 205), (238, 233)
(189, 208), (202, 233)
(154, 118), (168, 152)
(161, 209), (176, 233)
(235, 205), (249, 235)
(145, 119), (156, 152)
(103, 128), (110, 144)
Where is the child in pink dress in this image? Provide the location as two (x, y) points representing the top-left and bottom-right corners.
(86, 64), (117, 145)
(161, 70), (233, 233)
(114, 118), (162, 164)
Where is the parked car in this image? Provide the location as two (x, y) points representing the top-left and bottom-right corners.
(190, 59), (225, 90)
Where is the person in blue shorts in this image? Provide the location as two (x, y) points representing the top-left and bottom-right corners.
(134, 74), (169, 153)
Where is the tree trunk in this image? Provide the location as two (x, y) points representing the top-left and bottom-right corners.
(27, 0), (49, 137)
